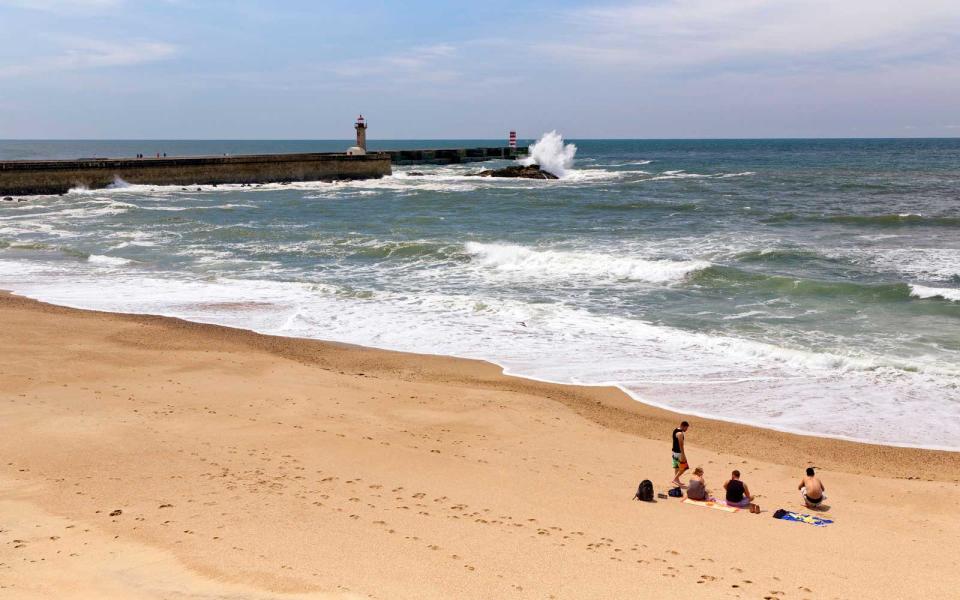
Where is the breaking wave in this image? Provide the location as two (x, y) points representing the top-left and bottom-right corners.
(910, 285), (960, 302)
(87, 254), (134, 266)
(464, 242), (709, 284)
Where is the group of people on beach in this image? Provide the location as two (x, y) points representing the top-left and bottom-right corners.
(671, 421), (827, 510)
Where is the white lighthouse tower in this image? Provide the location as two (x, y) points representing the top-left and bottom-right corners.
(346, 115), (368, 156)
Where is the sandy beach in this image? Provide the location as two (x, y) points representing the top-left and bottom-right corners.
(1, 291), (958, 599)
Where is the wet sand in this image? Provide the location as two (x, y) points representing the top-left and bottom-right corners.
(1, 292), (958, 599)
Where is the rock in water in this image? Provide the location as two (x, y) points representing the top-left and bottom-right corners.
(472, 165), (558, 179)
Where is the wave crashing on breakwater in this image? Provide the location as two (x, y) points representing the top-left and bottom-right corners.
(521, 131), (577, 178)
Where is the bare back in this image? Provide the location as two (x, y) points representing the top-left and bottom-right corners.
(802, 476), (824, 498)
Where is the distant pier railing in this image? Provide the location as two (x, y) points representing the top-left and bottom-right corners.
(383, 146), (527, 165)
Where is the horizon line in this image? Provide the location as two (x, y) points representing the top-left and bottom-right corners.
(2, 136), (960, 142)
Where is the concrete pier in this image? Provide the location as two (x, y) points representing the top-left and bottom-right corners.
(0, 146), (528, 196)
(0, 152), (392, 196)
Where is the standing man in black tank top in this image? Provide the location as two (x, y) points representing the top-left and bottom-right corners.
(671, 421), (690, 487)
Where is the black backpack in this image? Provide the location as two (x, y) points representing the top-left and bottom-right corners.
(667, 486), (683, 498)
(634, 479), (654, 502)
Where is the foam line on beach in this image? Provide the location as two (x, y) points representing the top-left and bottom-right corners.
(2, 268), (958, 451)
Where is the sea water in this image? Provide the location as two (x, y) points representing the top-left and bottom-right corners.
(1, 136), (958, 449)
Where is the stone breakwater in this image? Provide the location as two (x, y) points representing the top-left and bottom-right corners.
(0, 152), (392, 196)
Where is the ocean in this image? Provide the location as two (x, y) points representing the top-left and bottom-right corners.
(1, 137), (958, 449)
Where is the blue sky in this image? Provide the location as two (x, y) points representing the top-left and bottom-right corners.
(0, 0), (958, 139)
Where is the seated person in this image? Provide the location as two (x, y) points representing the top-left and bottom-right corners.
(723, 470), (754, 507)
(799, 467), (827, 508)
(686, 467), (709, 501)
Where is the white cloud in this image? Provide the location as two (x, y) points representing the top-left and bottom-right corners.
(329, 44), (459, 78)
(0, 37), (177, 78)
(539, 0), (960, 72)
(312, 43), (466, 90)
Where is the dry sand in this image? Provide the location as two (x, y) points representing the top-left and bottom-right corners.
(1, 292), (958, 599)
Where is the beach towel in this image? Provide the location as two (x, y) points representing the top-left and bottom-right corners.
(682, 498), (739, 513)
(774, 510), (833, 527)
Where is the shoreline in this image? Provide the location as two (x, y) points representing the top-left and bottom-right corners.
(496, 367), (960, 454)
(2, 290), (959, 598)
(3, 291), (958, 481)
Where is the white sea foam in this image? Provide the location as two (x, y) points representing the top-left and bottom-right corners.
(464, 242), (709, 284)
(520, 130), (577, 178)
(723, 310), (769, 320)
(560, 168), (635, 183)
(866, 248), (960, 282)
(107, 176), (131, 189)
(910, 285), (960, 302)
(2, 265), (958, 449)
(646, 170), (755, 181)
(135, 202), (258, 211)
(87, 254), (133, 266)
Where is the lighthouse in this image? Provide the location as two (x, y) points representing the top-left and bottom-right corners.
(354, 114), (368, 151)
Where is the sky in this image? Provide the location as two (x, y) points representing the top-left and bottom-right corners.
(0, 0), (958, 139)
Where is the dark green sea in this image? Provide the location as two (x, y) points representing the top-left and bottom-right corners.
(1, 137), (958, 448)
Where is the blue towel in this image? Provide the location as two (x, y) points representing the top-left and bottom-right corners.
(776, 510), (833, 527)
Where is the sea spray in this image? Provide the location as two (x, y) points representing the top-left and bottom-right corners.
(521, 131), (577, 178)
(107, 176), (131, 189)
